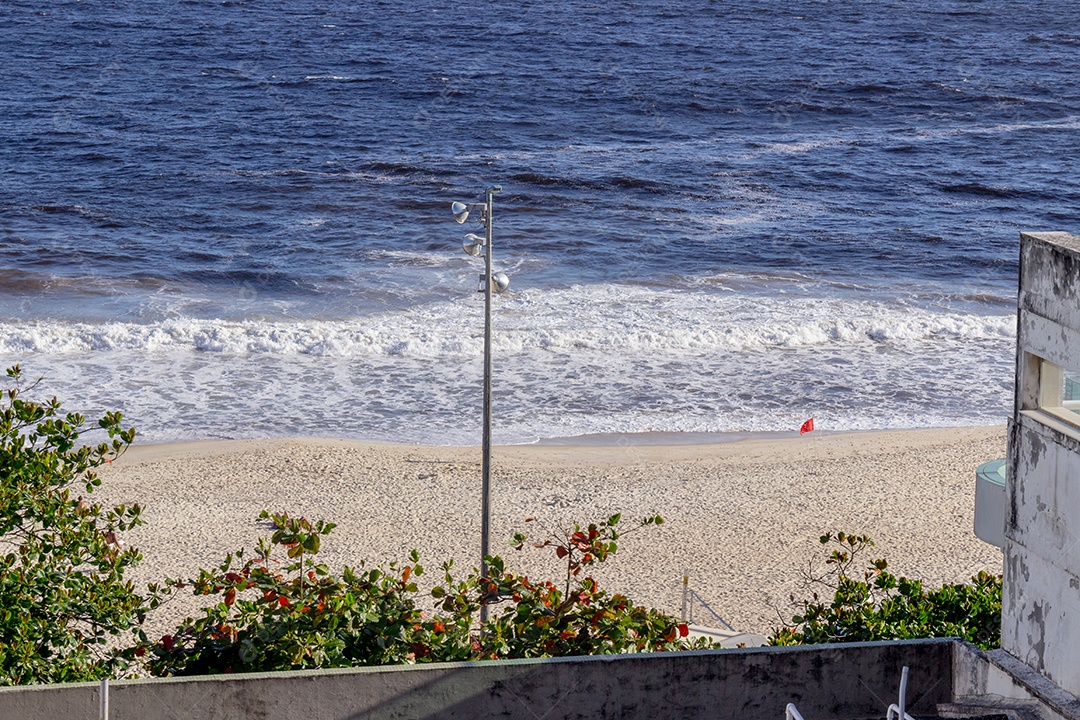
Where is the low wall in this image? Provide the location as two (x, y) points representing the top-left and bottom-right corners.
(0, 639), (955, 720)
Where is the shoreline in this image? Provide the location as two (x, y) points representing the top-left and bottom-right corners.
(97, 425), (1007, 639)
(117, 423), (1004, 459)
(112, 426), (1008, 475)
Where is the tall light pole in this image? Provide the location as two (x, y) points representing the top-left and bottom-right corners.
(451, 184), (509, 623)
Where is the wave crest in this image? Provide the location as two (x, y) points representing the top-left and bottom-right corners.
(0, 285), (1016, 358)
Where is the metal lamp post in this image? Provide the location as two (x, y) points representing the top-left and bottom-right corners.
(451, 184), (508, 623)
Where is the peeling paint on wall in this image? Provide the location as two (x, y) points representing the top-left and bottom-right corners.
(1028, 432), (1046, 470)
(1025, 600), (1047, 672)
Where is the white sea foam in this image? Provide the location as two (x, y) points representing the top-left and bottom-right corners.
(0, 284), (1014, 358)
(0, 277), (1016, 445)
(0, 283), (1016, 443)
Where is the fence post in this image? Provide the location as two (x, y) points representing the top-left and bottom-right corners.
(681, 572), (689, 622)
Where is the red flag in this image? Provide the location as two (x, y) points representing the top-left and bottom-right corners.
(799, 418), (815, 435)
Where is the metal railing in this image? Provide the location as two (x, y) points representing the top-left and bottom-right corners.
(786, 665), (916, 720)
(680, 574), (736, 632)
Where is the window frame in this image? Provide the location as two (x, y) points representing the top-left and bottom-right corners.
(1037, 357), (1080, 428)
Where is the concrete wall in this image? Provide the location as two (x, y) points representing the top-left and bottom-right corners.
(0, 640), (954, 720)
(1004, 231), (1080, 698)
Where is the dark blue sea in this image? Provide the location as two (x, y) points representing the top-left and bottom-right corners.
(1, 0), (1074, 444)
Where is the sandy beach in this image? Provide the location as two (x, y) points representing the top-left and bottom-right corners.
(96, 427), (1006, 639)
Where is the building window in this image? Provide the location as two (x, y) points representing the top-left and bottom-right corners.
(1039, 358), (1080, 424)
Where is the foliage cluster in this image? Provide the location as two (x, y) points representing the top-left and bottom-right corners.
(442, 514), (696, 660)
(0, 366), (148, 685)
(138, 511), (706, 676)
(770, 531), (1002, 650)
(137, 511), (467, 674)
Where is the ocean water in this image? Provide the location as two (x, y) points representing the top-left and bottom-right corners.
(0, 0), (1074, 444)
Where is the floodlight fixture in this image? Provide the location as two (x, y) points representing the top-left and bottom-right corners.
(463, 233), (485, 257)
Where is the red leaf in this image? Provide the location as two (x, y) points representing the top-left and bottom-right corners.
(278, 596), (291, 608)
(433, 621), (445, 633)
(402, 566), (412, 583)
(224, 588), (236, 607)
(678, 623), (689, 637)
(161, 635), (175, 651)
(555, 546), (568, 559)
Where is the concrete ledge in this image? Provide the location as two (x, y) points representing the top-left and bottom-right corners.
(0, 639), (956, 720)
(985, 649), (1080, 720)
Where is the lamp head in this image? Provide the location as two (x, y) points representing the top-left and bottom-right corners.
(462, 233), (485, 257)
(477, 272), (511, 293)
(451, 201), (470, 224)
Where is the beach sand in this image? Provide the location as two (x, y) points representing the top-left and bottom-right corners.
(96, 427), (1006, 639)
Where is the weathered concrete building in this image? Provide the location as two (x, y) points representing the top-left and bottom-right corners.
(1003, 231), (1080, 698)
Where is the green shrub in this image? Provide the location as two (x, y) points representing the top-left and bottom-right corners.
(0, 366), (147, 685)
(139, 510), (471, 675)
(770, 531), (1002, 650)
(140, 511), (707, 675)
(463, 514), (705, 658)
